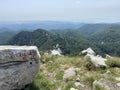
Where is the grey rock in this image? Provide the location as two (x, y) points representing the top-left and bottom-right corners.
(0, 46), (40, 90)
(93, 78), (120, 90)
(81, 47), (96, 55)
(84, 54), (107, 67)
(63, 67), (80, 79)
(63, 67), (76, 79)
(70, 88), (78, 90)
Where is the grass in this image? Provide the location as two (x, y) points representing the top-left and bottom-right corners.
(30, 54), (120, 90)
(82, 76), (95, 87)
(105, 57), (120, 68)
(55, 69), (64, 80)
(29, 72), (57, 90)
(62, 81), (75, 90)
(94, 84), (107, 90)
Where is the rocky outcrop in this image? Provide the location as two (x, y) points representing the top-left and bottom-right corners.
(93, 78), (120, 90)
(84, 54), (107, 67)
(0, 46), (40, 90)
(81, 48), (96, 55)
(106, 54), (112, 59)
(50, 48), (62, 56)
(82, 47), (107, 67)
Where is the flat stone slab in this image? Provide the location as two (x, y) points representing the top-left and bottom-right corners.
(0, 46), (40, 90)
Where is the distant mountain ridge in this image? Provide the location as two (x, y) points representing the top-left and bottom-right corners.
(1, 22), (120, 56)
(0, 21), (84, 31)
(7, 29), (90, 55)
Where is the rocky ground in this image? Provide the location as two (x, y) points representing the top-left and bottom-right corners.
(29, 53), (120, 90)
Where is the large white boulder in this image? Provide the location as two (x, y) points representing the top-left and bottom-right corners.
(106, 54), (112, 59)
(0, 46), (40, 90)
(81, 48), (96, 55)
(84, 54), (107, 67)
(51, 48), (62, 56)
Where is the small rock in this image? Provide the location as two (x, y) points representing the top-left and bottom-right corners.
(115, 78), (120, 81)
(70, 87), (78, 90)
(49, 60), (53, 63)
(117, 83), (120, 87)
(57, 87), (61, 90)
(75, 82), (85, 88)
(76, 78), (80, 82)
(81, 47), (96, 55)
(104, 70), (111, 74)
(106, 54), (112, 59)
(75, 68), (80, 71)
(63, 67), (80, 79)
(93, 78), (120, 90)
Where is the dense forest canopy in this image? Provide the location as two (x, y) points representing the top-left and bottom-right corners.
(4, 23), (120, 56)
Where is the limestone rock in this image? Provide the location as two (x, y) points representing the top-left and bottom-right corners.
(117, 83), (120, 87)
(70, 87), (78, 90)
(63, 67), (76, 79)
(75, 82), (85, 88)
(106, 54), (112, 59)
(115, 77), (120, 81)
(63, 67), (80, 79)
(84, 54), (107, 67)
(81, 48), (96, 55)
(50, 48), (62, 56)
(0, 46), (40, 90)
(93, 78), (120, 90)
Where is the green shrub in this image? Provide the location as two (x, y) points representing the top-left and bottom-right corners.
(105, 57), (120, 68)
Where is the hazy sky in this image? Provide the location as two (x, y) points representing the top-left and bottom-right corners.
(0, 0), (120, 22)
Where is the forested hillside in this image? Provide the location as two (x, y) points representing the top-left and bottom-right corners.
(8, 29), (90, 55)
(6, 23), (120, 56)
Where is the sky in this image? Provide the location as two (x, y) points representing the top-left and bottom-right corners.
(0, 0), (120, 23)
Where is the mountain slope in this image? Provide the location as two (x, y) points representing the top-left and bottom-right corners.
(0, 31), (18, 44)
(8, 29), (90, 55)
(0, 21), (84, 31)
(88, 25), (120, 56)
(90, 25), (120, 43)
(7, 24), (120, 56)
(76, 24), (118, 36)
